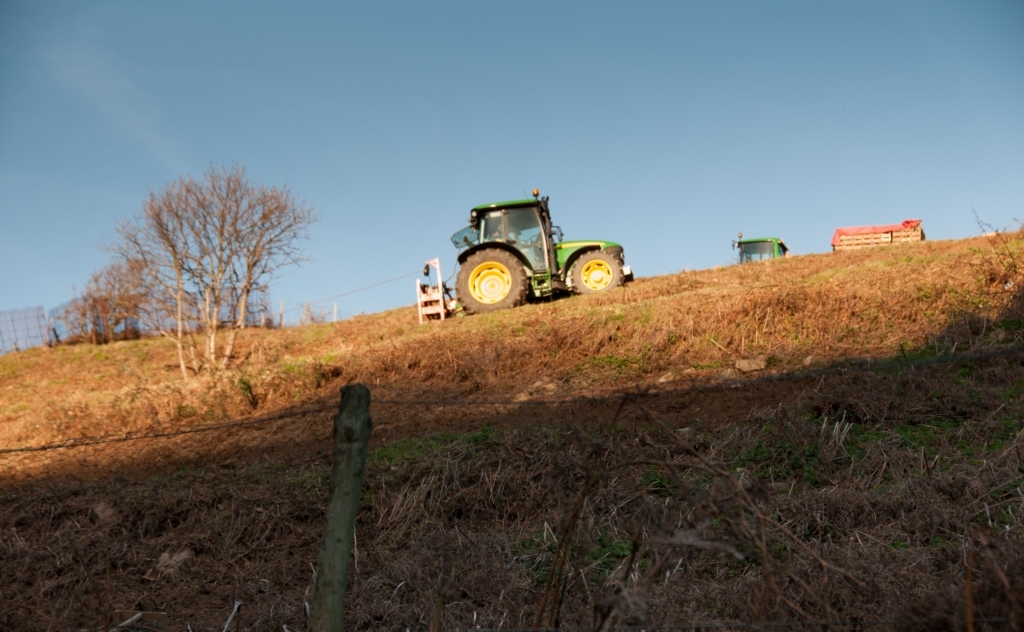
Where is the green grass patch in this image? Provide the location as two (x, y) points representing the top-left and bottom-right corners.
(641, 464), (677, 496)
(514, 530), (639, 586)
(997, 319), (1024, 333)
(737, 434), (822, 485)
(588, 533), (635, 580)
(512, 532), (556, 586)
(2, 402), (30, 415)
(371, 425), (501, 466)
(587, 354), (633, 371)
(284, 464), (329, 496)
(891, 418), (965, 453)
(176, 405), (198, 419)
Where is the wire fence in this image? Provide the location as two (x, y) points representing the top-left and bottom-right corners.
(0, 305), (48, 354)
(1, 269), (423, 356)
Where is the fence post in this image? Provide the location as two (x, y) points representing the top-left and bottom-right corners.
(309, 384), (372, 632)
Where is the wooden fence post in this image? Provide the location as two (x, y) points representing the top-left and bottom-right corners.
(309, 384), (372, 632)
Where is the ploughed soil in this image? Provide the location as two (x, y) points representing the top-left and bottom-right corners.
(4, 236), (1024, 630)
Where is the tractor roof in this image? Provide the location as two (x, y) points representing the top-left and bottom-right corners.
(471, 198), (538, 212)
(737, 237), (785, 244)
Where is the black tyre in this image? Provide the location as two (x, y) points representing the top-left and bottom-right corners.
(570, 250), (624, 294)
(456, 249), (529, 314)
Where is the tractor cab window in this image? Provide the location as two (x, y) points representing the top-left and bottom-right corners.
(507, 210), (546, 270)
(480, 211), (505, 242)
(739, 241), (776, 262)
(506, 210), (543, 248)
(450, 225), (479, 249)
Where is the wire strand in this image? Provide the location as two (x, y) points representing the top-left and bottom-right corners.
(279, 270), (422, 314)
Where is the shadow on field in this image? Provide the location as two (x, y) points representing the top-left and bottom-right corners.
(5, 339), (1024, 629)
(5, 239), (1024, 630)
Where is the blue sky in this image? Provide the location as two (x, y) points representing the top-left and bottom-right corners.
(1, 1), (1022, 322)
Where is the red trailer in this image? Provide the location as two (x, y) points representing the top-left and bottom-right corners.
(831, 219), (924, 252)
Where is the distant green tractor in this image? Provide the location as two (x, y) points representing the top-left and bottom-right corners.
(733, 233), (789, 263)
(449, 190), (633, 314)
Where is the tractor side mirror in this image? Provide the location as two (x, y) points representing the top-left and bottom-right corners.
(422, 264), (430, 276)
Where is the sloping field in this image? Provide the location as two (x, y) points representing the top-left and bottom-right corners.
(3, 235), (1024, 630)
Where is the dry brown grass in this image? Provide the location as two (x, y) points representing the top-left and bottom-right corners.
(4, 234), (1024, 630)
(2, 236), (1019, 453)
(4, 365), (1024, 629)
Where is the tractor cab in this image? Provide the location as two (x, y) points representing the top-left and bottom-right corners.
(733, 234), (789, 263)
(451, 196), (558, 274)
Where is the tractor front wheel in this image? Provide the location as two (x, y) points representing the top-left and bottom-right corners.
(456, 249), (529, 314)
(571, 250), (624, 294)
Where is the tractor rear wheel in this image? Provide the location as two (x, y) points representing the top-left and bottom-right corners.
(571, 250), (624, 294)
(456, 249), (529, 314)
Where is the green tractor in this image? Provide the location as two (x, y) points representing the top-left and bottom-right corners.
(449, 189), (633, 314)
(733, 233), (789, 263)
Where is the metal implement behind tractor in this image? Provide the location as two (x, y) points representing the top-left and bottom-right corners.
(416, 258), (451, 324)
(418, 189), (633, 319)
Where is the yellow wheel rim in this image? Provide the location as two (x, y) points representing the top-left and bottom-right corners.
(580, 260), (613, 291)
(469, 261), (512, 304)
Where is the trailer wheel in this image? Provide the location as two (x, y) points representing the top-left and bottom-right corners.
(571, 250), (624, 294)
(456, 249), (529, 314)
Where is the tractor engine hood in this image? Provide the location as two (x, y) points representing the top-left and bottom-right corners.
(556, 240), (624, 250)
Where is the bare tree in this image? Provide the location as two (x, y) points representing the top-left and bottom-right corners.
(95, 259), (145, 342)
(111, 164), (317, 379)
(62, 260), (145, 344)
(58, 294), (94, 344)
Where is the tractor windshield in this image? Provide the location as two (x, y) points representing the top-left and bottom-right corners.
(738, 240), (776, 262)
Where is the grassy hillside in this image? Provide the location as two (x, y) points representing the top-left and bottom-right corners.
(2, 235), (1019, 453)
(3, 235), (1024, 630)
